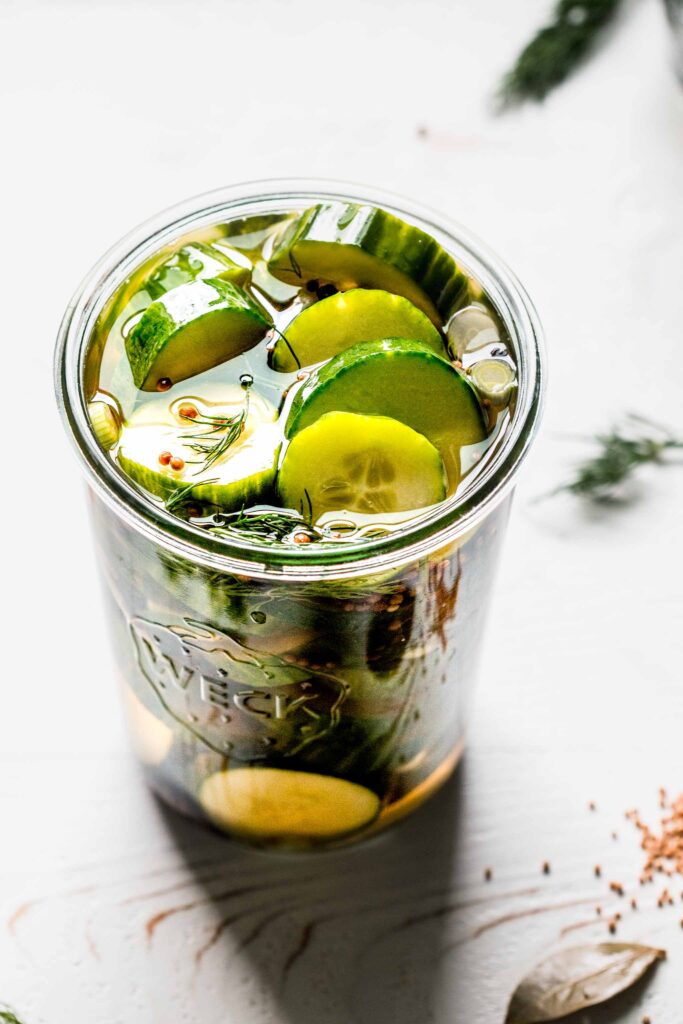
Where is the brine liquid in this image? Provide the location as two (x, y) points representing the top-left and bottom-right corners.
(91, 209), (517, 547)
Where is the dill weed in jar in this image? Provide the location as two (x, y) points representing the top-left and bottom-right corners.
(55, 182), (543, 848)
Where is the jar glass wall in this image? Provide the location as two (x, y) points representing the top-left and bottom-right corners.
(55, 181), (544, 848)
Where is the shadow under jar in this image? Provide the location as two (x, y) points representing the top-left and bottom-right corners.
(55, 180), (544, 850)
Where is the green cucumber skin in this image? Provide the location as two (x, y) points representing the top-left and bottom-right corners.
(272, 288), (445, 372)
(145, 242), (250, 300)
(268, 203), (470, 323)
(118, 451), (279, 512)
(286, 338), (486, 444)
(125, 278), (271, 391)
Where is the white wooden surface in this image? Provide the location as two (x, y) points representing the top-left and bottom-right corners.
(2, 0), (683, 1021)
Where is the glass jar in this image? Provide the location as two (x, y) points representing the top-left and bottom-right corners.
(665, 0), (683, 81)
(54, 180), (544, 849)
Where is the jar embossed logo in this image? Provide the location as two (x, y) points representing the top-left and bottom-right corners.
(130, 616), (348, 759)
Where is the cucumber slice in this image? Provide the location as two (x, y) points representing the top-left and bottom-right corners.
(145, 241), (251, 301)
(199, 767), (381, 840)
(123, 686), (173, 766)
(286, 339), (486, 488)
(268, 203), (470, 326)
(118, 388), (280, 510)
(272, 288), (444, 372)
(469, 359), (517, 408)
(88, 399), (121, 449)
(279, 411), (446, 522)
(125, 278), (271, 391)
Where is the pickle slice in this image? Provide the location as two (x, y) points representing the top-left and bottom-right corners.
(125, 278), (271, 391)
(271, 288), (444, 372)
(117, 387), (280, 510)
(268, 203), (470, 326)
(144, 241), (251, 300)
(279, 411), (446, 522)
(199, 767), (381, 840)
(123, 686), (173, 766)
(286, 338), (486, 488)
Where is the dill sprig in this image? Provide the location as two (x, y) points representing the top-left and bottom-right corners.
(0, 1009), (26, 1024)
(179, 393), (250, 474)
(554, 415), (683, 502)
(498, 0), (623, 108)
(210, 506), (321, 544)
(164, 478), (219, 513)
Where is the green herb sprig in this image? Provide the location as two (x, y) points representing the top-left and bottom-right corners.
(553, 415), (683, 502)
(179, 393), (250, 474)
(498, 0), (623, 108)
(0, 1009), (26, 1024)
(210, 506), (320, 544)
(209, 492), (322, 544)
(164, 478), (219, 513)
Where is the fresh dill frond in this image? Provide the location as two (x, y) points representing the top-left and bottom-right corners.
(179, 392), (250, 474)
(0, 1009), (26, 1024)
(210, 506), (323, 544)
(498, 0), (624, 108)
(164, 478), (218, 513)
(553, 414), (683, 502)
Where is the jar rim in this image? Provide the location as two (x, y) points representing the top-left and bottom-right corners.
(54, 178), (545, 581)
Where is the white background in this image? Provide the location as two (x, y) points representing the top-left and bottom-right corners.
(1, 0), (683, 1021)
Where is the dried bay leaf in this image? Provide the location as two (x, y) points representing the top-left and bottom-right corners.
(505, 942), (666, 1023)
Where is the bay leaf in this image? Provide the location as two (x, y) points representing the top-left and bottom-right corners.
(505, 942), (666, 1024)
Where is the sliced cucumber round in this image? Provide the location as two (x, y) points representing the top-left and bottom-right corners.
(145, 241), (251, 301)
(123, 686), (173, 766)
(118, 388), (281, 510)
(88, 399), (121, 449)
(199, 767), (381, 840)
(271, 288), (444, 372)
(286, 339), (486, 488)
(268, 203), (470, 326)
(125, 278), (271, 391)
(279, 411), (446, 522)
